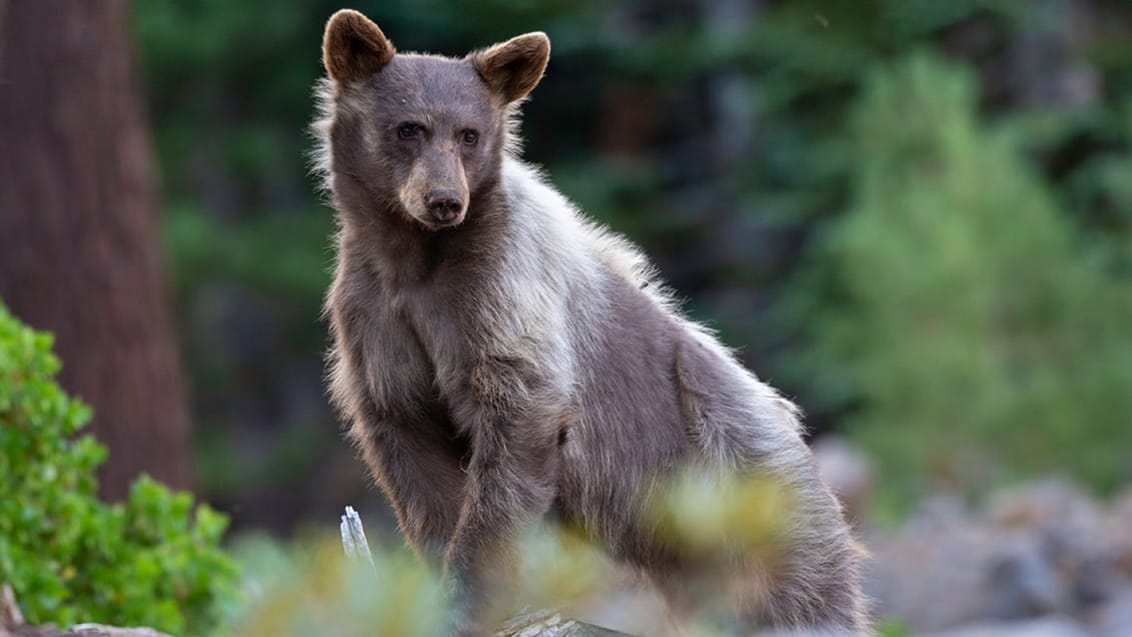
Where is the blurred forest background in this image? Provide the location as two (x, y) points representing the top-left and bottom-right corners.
(5, 0), (1132, 530)
(2, 0), (1132, 633)
(131, 0), (1132, 529)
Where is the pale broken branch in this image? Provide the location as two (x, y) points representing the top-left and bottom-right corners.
(339, 504), (376, 572)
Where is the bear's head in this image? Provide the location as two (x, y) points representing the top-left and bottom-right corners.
(318, 9), (549, 231)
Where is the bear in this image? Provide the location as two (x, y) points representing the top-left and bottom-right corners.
(313, 8), (868, 636)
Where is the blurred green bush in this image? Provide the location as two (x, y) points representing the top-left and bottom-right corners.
(230, 533), (445, 637)
(228, 469), (791, 637)
(0, 303), (239, 635)
(788, 54), (1132, 510)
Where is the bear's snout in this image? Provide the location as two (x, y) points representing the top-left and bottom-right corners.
(425, 189), (465, 224)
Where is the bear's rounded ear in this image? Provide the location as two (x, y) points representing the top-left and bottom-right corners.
(468, 32), (550, 103)
(322, 9), (395, 83)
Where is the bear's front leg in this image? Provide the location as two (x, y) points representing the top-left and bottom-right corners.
(350, 395), (469, 561)
(440, 359), (566, 636)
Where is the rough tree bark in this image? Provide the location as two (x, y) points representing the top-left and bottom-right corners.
(0, 0), (192, 498)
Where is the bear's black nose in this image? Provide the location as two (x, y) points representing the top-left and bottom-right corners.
(426, 190), (464, 223)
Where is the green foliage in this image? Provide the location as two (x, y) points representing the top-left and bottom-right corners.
(876, 618), (913, 637)
(163, 204), (332, 305)
(644, 470), (792, 561)
(233, 531), (606, 636)
(0, 304), (239, 635)
(231, 534), (445, 637)
(228, 480), (793, 637)
(790, 54), (1132, 508)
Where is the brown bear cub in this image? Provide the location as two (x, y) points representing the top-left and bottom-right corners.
(315, 8), (867, 636)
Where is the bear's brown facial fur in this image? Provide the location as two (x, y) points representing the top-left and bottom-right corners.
(320, 12), (549, 232)
(322, 9), (395, 83)
(327, 53), (504, 231)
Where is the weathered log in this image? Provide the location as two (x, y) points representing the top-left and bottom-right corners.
(496, 610), (630, 636)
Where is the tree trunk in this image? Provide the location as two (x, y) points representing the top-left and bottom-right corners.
(0, 0), (192, 499)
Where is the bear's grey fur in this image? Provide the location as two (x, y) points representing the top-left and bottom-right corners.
(314, 9), (868, 636)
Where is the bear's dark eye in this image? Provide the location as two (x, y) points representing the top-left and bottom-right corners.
(397, 124), (420, 140)
(462, 130), (479, 146)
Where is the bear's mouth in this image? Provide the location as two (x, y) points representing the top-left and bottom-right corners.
(411, 209), (466, 231)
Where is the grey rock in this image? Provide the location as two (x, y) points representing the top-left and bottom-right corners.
(865, 478), (1132, 634)
(1091, 588), (1132, 637)
(864, 501), (997, 631)
(984, 533), (1067, 620)
(1106, 488), (1132, 581)
(920, 617), (1095, 637)
(812, 437), (873, 525)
